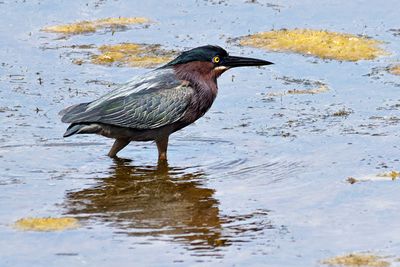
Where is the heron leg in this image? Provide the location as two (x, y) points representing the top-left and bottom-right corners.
(108, 138), (130, 158)
(156, 136), (169, 161)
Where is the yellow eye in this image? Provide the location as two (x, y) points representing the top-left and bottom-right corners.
(212, 56), (220, 63)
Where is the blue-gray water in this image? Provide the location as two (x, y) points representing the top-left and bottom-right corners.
(1, 0), (400, 266)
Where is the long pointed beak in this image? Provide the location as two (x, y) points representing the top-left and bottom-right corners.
(222, 55), (273, 68)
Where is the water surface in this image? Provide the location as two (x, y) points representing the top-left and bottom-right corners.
(1, 0), (400, 266)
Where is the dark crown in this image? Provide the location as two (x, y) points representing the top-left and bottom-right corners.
(163, 45), (228, 67)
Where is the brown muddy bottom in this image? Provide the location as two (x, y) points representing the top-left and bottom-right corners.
(1, 0), (400, 267)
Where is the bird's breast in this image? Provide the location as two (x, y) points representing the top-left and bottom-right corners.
(172, 63), (219, 124)
(182, 81), (218, 123)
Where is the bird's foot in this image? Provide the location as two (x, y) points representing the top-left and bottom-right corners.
(156, 137), (169, 163)
(108, 139), (130, 158)
(158, 152), (167, 162)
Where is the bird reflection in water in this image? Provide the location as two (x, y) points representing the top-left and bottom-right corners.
(64, 159), (275, 254)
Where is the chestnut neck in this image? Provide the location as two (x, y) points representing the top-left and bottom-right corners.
(172, 61), (226, 95)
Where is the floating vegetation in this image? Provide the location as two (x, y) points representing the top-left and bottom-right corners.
(388, 64), (400, 76)
(267, 76), (329, 96)
(322, 253), (390, 267)
(389, 29), (400, 37)
(14, 217), (79, 231)
(332, 108), (353, 117)
(42, 17), (151, 35)
(379, 170), (400, 180)
(347, 171), (399, 184)
(287, 84), (329, 95)
(240, 29), (387, 61)
(90, 43), (175, 68)
(346, 177), (358, 184)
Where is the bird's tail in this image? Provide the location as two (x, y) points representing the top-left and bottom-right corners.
(63, 123), (101, 137)
(63, 124), (84, 137)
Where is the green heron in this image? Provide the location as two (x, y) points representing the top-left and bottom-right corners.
(60, 45), (273, 160)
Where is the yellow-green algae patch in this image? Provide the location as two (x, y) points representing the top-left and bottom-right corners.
(14, 217), (79, 231)
(90, 43), (175, 68)
(378, 170), (400, 180)
(347, 170), (399, 184)
(322, 253), (390, 267)
(42, 17), (150, 34)
(388, 65), (400, 76)
(240, 29), (387, 61)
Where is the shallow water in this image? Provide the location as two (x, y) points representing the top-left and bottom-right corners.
(1, 0), (400, 266)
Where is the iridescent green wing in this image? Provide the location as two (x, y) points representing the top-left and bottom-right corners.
(61, 68), (194, 129)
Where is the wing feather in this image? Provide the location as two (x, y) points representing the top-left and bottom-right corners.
(61, 68), (194, 129)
